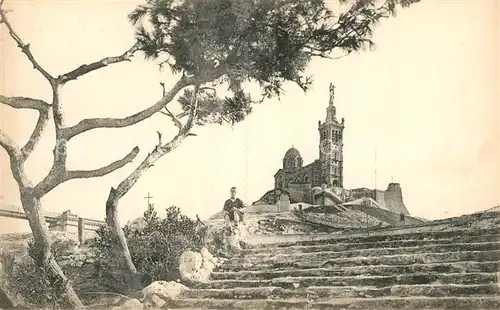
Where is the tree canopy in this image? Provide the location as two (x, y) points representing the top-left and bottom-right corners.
(130, 0), (421, 126)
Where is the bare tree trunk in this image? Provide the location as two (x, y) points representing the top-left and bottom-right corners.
(105, 188), (141, 290)
(104, 152), (163, 284)
(1, 125), (85, 307)
(20, 188), (85, 309)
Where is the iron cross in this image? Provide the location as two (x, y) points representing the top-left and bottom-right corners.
(144, 192), (153, 206)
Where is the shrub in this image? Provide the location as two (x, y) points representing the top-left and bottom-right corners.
(87, 204), (208, 293)
(1, 234), (88, 309)
(2, 252), (65, 309)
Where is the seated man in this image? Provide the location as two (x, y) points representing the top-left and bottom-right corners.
(223, 186), (245, 226)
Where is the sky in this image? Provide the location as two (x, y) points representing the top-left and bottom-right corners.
(1, 0), (499, 232)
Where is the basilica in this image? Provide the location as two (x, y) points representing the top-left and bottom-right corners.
(252, 83), (409, 215)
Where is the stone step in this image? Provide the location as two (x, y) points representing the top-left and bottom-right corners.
(218, 250), (500, 272)
(249, 227), (500, 249)
(161, 296), (500, 309)
(183, 284), (500, 300)
(231, 242), (500, 266)
(243, 234), (500, 255)
(212, 261), (500, 280)
(201, 272), (498, 289)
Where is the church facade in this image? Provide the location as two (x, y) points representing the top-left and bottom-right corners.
(274, 83), (345, 192)
(253, 83), (410, 215)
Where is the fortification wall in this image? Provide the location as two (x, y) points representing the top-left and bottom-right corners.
(384, 183), (409, 215)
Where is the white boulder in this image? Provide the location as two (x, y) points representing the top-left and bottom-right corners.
(179, 247), (220, 283)
(179, 250), (204, 282)
(141, 280), (187, 308)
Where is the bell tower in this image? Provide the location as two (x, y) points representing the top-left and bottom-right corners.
(318, 83), (345, 188)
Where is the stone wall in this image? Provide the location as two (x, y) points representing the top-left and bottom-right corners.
(312, 192), (341, 206)
(286, 184), (313, 204)
(384, 183), (409, 215)
(351, 184), (409, 215)
(375, 190), (386, 209)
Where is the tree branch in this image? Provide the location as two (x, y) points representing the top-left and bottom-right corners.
(0, 95), (51, 159)
(1, 4), (142, 86)
(159, 82), (167, 97)
(59, 64), (225, 141)
(162, 107), (183, 130)
(151, 84), (200, 157)
(34, 147), (140, 197)
(158, 83), (183, 130)
(51, 84), (67, 170)
(0, 8), (55, 84)
(111, 83), (200, 200)
(0, 95), (50, 110)
(60, 76), (190, 141)
(65, 147), (139, 180)
(175, 83), (200, 138)
(57, 42), (141, 84)
(0, 128), (33, 189)
(175, 111), (189, 119)
(21, 104), (50, 159)
(32, 63), (223, 198)
(0, 129), (22, 159)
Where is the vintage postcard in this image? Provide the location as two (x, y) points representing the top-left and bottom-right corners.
(0, 0), (499, 309)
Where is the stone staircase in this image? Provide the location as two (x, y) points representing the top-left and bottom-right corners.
(166, 227), (500, 309)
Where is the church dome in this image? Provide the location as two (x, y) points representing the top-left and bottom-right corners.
(284, 146), (301, 159)
(283, 146), (303, 170)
